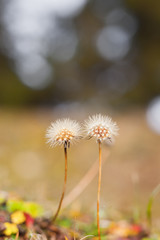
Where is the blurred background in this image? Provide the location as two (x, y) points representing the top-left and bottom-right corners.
(0, 0), (160, 221)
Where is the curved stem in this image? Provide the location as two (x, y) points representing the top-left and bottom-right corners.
(97, 141), (102, 240)
(63, 148), (110, 208)
(53, 145), (68, 222)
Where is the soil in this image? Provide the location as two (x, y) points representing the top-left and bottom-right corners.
(0, 208), (149, 240)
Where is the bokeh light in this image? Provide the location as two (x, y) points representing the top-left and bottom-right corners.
(15, 55), (53, 90)
(0, 0), (160, 218)
(146, 96), (160, 134)
(2, 0), (87, 90)
(106, 8), (138, 38)
(96, 26), (131, 61)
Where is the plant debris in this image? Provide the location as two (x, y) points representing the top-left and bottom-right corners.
(0, 194), (72, 240)
(0, 193), (150, 240)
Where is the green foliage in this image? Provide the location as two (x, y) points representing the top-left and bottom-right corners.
(6, 200), (43, 218)
(146, 184), (160, 227)
(142, 238), (159, 240)
(4, 234), (19, 240)
(0, 197), (5, 204)
(78, 222), (97, 236)
(56, 218), (72, 228)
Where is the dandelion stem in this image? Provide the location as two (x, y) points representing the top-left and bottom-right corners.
(53, 143), (68, 222)
(97, 141), (102, 240)
(63, 148), (110, 208)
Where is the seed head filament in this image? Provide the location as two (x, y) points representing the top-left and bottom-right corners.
(89, 125), (111, 142)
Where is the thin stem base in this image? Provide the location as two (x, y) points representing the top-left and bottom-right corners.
(97, 141), (102, 240)
(52, 145), (68, 222)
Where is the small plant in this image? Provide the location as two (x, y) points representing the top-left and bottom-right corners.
(84, 114), (119, 240)
(46, 118), (82, 222)
(146, 183), (160, 229)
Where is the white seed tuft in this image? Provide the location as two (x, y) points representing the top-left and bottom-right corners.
(84, 114), (119, 143)
(46, 118), (82, 147)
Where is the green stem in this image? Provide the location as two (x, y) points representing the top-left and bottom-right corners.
(146, 183), (160, 229)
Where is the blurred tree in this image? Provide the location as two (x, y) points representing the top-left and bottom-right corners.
(0, 0), (159, 107)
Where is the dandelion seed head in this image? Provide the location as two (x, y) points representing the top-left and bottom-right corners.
(84, 114), (119, 143)
(46, 118), (82, 147)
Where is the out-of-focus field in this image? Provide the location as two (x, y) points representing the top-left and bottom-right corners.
(0, 108), (160, 219)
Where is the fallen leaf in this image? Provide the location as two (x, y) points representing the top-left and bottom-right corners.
(3, 222), (18, 236)
(11, 211), (26, 224)
(24, 212), (34, 227)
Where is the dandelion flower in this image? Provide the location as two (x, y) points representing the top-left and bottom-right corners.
(46, 118), (82, 148)
(46, 118), (82, 222)
(84, 114), (119, 143)
(84, 114), (119, 240)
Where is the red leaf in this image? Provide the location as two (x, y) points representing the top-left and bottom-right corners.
(24, 212), (34, 227)
(130, 224), (142, 234)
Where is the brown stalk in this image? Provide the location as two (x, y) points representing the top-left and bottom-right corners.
(53, 143), (68, 222)
(63, 148), (110, 208)
(97, 141), (102, 240)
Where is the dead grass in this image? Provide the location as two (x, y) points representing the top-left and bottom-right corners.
(0, 108), (160, 220)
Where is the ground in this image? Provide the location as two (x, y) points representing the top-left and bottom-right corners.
(0, 108), (160, 235)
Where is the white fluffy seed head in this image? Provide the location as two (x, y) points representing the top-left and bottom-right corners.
(46, 118), (82, 147)
(84, 114), (119, 143)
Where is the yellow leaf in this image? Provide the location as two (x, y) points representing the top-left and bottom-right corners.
(65, 236), (69, 240)
(3, 222), (19, 236)
(11, 211), (26, 224)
